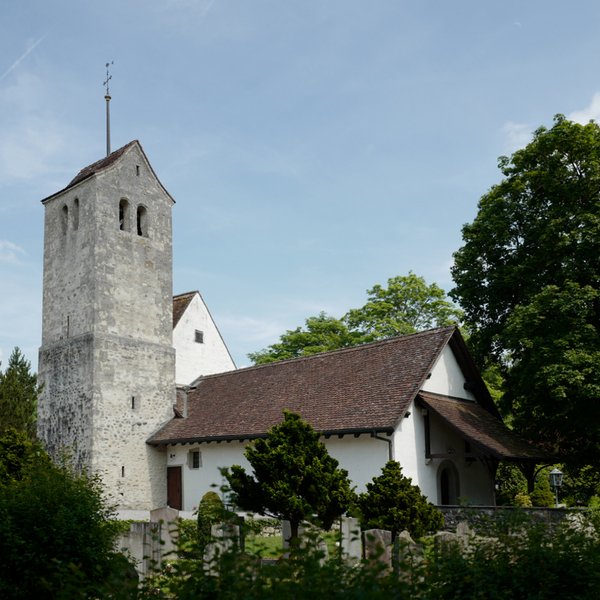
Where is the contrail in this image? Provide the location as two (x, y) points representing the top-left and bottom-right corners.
(0, 35), (47, 81)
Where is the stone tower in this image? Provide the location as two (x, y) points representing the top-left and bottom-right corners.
(38, 140), (175, 510)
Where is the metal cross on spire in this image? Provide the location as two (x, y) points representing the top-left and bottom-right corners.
(103, 61), (114, 156)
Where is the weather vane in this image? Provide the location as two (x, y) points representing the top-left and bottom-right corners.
(103, 61), (114, 156)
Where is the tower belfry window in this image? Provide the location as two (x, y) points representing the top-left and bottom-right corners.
(119, 199), (130, 231)
(137, 205), (148, 237)
(61, 205), (69, 234)
(73, 198), (79, 230)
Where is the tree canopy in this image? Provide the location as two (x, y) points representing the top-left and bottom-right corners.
(249, 273), (461, 365)
(451, 115), (600, 466)
(0, 347), (39, 440)
(223, 411), (355, 542)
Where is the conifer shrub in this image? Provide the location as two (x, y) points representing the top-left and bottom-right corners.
(356, 460), (444, 539)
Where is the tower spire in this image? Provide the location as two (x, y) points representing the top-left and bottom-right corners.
(103, 61), (114, 156)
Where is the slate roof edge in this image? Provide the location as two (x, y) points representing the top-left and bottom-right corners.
(147, 426), (395, 447)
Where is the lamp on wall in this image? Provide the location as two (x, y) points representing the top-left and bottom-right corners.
(549, 468), (563, 507)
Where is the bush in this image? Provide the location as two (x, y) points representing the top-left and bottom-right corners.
(356, 461), (443, 540)
(0, 446), (136, 599)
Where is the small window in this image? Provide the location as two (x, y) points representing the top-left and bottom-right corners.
(72, 198), (79, 230)
(131, 396), (137, 410)
(188, 449), (202, 469)
(121, 466), (125, 478)
(137, 205), (148, 237)
(119, 199), (130, 231)
(136, 165), (140, 176)
(61, 204), (69, 234)
(195, 330), (204, 344)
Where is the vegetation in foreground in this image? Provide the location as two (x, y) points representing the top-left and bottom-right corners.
(142, 509), (600, 600)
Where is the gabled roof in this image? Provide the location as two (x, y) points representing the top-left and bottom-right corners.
(173, 291), (196, 328)
(417, 391), (549, 461)
(41, 140), (175, 204)
(149, 327), (458, 446)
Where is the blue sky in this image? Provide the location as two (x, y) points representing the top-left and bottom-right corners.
(2, 0), (600, 369)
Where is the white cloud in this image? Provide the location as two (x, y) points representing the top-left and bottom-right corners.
(568, 92), (600, 124)
(0, 240), (26, 264)
(501, 121), (533, 153)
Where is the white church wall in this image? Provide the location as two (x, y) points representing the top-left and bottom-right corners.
(422, 344), (475, 400)
(168, 441), (250, 511)
(173, 293), (235, 385)
(324, 435), (390, 493)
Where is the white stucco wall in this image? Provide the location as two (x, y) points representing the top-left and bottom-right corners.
(422, 344), (475, 400)
(173, 293), (235, 385)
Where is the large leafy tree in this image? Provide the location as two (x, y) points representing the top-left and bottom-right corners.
(451, 115), (600, 466)
(223, 411), (355, 542)
(0, 348), (39, 440)
(248, 313), (367, 365)
(345, 272), (462, 339)
(249, 273), (461, 365)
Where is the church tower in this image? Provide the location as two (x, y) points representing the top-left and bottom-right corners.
(38, 141), (175, 510)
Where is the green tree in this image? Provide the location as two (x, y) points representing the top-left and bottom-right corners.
(451, 115), (600, 467)
(0, 431), (135, 598)
(345, 272), (462, 339)
(249, 273), (461, 365)
(0, 428), (49, 487)
(223, 411), (355, 543)
(0, 347), (39, 439)
(356, 461), (443, 540)
(248, 312), (367, 365)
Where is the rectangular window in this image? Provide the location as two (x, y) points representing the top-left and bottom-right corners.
(195, 330), (204, 344)
(188, 450), (201, 469)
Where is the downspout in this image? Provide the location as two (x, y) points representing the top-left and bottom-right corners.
(371, 431), (393, 461)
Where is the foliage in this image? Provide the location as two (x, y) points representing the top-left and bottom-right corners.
(451, 115), (600, 467)
(356, 461), (443, 540)
(560, 464), (600, 506)
(0, 347), (39, 439)
(495, 463), (555, 507)
(0, 427), (50, 486)
(197, 491), (226, 551)
(141, 510), (600, 599)
(222, 411), (355, 542)
(249, 273), (461, 364)
(0, 434), (136, 599)
(345, 272), (462, 339)
(248, 312), (367, 364)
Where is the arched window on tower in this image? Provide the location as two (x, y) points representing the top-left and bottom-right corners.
(61, 204), (69, 234)
(72, 198), (79, 231)
(136, 205), (148, 237)
(119, 199), (130, 231)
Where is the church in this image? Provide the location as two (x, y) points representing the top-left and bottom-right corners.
(37, 140), (545, 514)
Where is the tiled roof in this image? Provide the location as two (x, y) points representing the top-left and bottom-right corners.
(418, 391), (549, 461)
(41, 140), (175, 204)
(173, 291), (196, 328)
(148, 327), (457, 445)
(66, 140), (139, 188)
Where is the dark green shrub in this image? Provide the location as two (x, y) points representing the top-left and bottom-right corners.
(0, 451), (136, 598)
(197, 491), (226, 551)
(357, 460), (444, 540)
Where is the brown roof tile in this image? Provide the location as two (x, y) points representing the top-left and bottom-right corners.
(418, 391), (549, 461)
(173, 291), (197, 328)
(149, 327), (457, 445)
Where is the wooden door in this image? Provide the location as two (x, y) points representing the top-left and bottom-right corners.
(167, 466), (182, 510)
